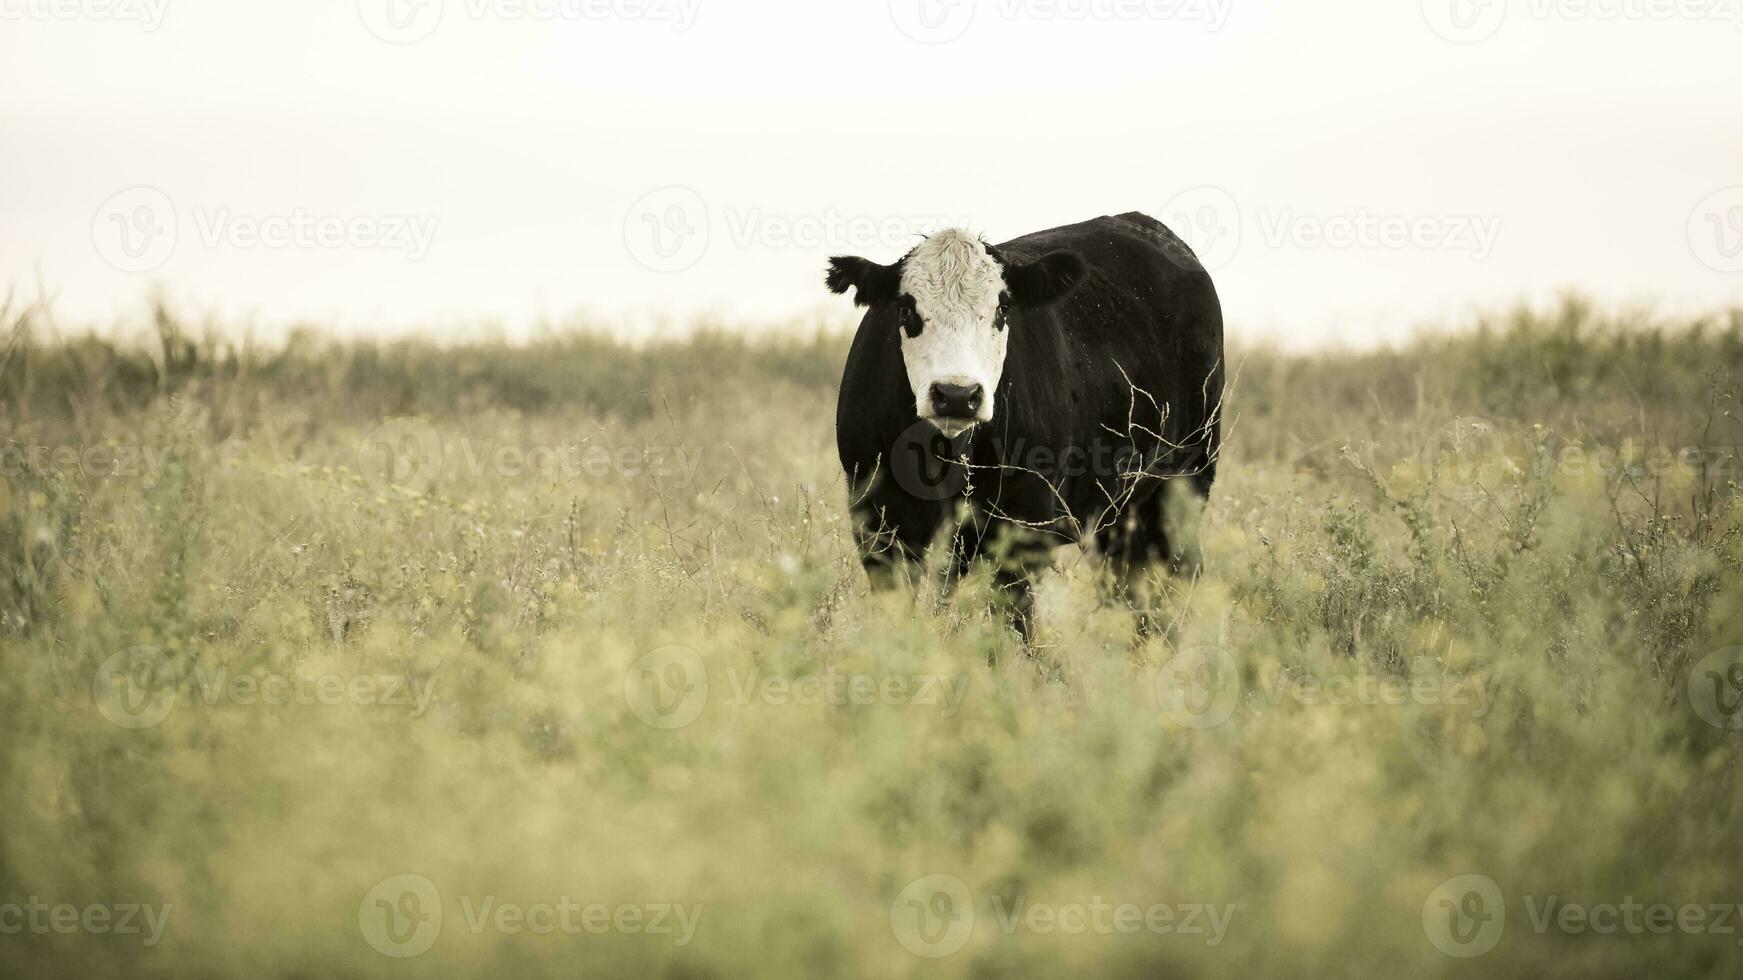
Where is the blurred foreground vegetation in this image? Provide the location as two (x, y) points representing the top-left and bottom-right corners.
(3, 297), (1743, 978)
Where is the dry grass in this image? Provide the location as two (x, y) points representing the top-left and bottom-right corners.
(3, 296), (1743, 978)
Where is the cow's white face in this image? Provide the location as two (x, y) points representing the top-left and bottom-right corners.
(896, 230), (1009, 435)
(826, 228), (1087, 438)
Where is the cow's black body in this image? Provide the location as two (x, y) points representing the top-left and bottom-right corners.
(835, 212), (1224, 634)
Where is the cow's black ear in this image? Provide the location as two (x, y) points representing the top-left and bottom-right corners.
(825, 256), (901, 307)
(1005, 251), (1086, 308)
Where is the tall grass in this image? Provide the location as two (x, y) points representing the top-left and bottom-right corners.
(2, 296), (1742, 978)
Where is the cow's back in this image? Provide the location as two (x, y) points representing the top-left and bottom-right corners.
(989, 212), (1224, 516)
(995, 212), (1222, 377)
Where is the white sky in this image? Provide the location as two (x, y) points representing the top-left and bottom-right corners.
(2, 0), (1740, 347)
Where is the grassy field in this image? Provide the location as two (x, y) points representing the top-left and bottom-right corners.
(4, 297), (1743, 978)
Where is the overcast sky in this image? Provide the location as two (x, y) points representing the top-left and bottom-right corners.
(2, 0), (1740, 347)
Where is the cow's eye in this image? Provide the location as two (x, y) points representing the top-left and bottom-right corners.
(896, 306), (922, 337)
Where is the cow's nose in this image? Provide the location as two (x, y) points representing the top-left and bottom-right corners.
(929, 382), (984, 419)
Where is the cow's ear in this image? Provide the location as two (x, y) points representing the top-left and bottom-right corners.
(1005, 251), (1086, 308)
(825, 256), (902, 307)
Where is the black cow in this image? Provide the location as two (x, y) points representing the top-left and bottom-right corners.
(826, 212), (1224, 639)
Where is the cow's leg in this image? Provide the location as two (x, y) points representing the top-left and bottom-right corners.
(1096, 494), (1158, 638)
(1101, 479), (1208, 577)
(1097, 488), (1165, 591)
(951, 510), (1052, 645)
(1096, 479), (1207, 636)
(851, 495), (945, 594)
(992, 560), (1041, 646)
